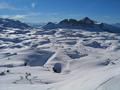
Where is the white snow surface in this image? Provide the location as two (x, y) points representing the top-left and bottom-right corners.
(0, 28), (120, 90)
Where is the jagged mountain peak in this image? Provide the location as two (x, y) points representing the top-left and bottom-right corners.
(79, 17), (95, 25)
(42, 17), (120, 33)
(43, 17), (96, 29)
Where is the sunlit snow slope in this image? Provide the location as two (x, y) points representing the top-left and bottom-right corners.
(0, 27), (120, 90)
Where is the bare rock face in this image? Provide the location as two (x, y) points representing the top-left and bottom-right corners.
(78, 17), (95, 25)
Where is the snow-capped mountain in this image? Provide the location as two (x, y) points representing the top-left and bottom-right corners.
(0, 18), (31, 30)
(43, 17), (120, 33)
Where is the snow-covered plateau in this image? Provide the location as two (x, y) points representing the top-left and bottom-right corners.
(0, 22), (120, 90)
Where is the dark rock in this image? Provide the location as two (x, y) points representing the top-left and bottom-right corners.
(0, 72), (6, 76)
(53, 63), (62, 73)
(78, 17), (95, 25)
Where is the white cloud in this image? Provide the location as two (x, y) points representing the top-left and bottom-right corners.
(0, 15), (26, 20)
(0, 12), (41, 20)
(0, 15), (9, 18)
(10, 15), (26, 20)
(0, 2), (14, 9)
(0, 12), (60, 23)
(28, 12), (42, 16)
(31, 2), (36, 8)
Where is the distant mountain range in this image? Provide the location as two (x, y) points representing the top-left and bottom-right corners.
(42, 17), (120, 33)
(112, 23), (120, 28)
(0, 17), (120, 33)
(43, 17), (95, 29)
(0, 18), (31, 30)
(27, 23), (46, 29)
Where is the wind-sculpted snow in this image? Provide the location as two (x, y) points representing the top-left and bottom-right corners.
(0, 28), (120, 90)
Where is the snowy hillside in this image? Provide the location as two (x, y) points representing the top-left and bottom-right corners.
(0, 18), (120, 90)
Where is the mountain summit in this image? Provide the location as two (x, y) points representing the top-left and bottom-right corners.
(79, 17), (95, 25)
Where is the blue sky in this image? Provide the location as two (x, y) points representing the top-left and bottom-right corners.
(0, 0), (119, 23)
